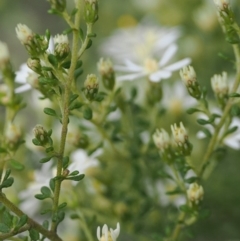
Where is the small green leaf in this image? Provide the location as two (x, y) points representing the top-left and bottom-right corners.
(49, 178), (55, 192)
(87, 33), (97, 38)
(201, 128), (212, 138)
(34, 194), (46, 200)
(58, 202), (67, 210)
(231, 105), (240, 116)
(179, 204), (192, 213)
(29, 228), (40, 241)
(44, 107), (57, 117)
(76, 60), (82, 69)
(32, 138), (41, 146)
(86, 39), (92, 49)
(1, 177), (14, 189)
(39, 77), (57, 85)
(9, 159), (24, 171)
(184, 176), (199, 183)
(41, 186), (52, 198)
(42, 220), (49, 229)
(71, 7), (78, 16)
(83, 106), (92, 120)
(3, 210), (13, 228)
(48, 54), (58, 67)
(41, 66), (53, 71)
(69, 170), (79, 176)
(40, 209), (52, 215)
(229, 92), (240, 97)
(70, 214), (80, 219)
(69, 102), (83, 110)
(74, 68), (83, 79)
(39, 156), (52, 163)
(0, 223), (11, 233)
(197, 118), (210, 125)
(62, 28), (73, 35)
(3, 169), (11, 181)
(57, 211), (65, 223)
(69, 94), (79, 104)
(63, 156), (69, 169)
(186, 108), (201, 114)
(79, 28), (84, 41)
(45, 146), (54, 153)
(224, 126), (238, 137)
(66, 174), (85, 181)
(16, 215), (28, 229)
(61, 60), (71, 69)
(0, 147), (8, 153)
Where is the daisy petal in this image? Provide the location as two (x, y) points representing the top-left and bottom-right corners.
(164, 58), (191, 71)
(116, 72), (146, 81)
(159, 44), (178, 67)
(149, 70), (172, 82)
(15, 84), (32, 93)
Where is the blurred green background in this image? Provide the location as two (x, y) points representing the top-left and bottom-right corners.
(1, 0), (240, 240)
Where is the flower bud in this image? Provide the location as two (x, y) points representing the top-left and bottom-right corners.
(26, 72), (40, 89)
(171, 122), (192, 156)
(0, 84), (11, 105)
(97, 58), (115, 90)
(180, 66), (201, 99)
(5, 123), (22, 150)
(187, 183), (204, 205)
(16, 24), (34, 45)
(0, 41), (10, 70)
(213, 0), (229, 10)
(47, 0), (66, 12)
(84, 74), (99, 101)
(33, 125), (49, 146)
(97, 223), (120, 241)
(211, 72), (228, 107)
(84, 0), (98, 24)
(27, 58), (41, 73)
(153, 128), (174, 163)
(53, 34), (70, 60)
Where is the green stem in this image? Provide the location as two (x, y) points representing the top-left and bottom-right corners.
(199, 44), (240, 178)
(0, 224), (31, 240)
(0, 193), (62, 241)
(50, 0), (82, 232)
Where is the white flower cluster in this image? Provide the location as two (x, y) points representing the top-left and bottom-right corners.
(101, 23), (191, 83)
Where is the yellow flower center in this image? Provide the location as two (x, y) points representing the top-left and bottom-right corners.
(143, 58), (158, 74)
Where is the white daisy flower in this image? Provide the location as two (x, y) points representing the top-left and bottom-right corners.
(100, 23), (181, 63)
(115, 44), (191, 82)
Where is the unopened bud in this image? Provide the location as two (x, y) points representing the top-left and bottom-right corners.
(84, 0), (98, 24)
(153, 128), (174, 163)
(97, 58), (115, 90)
(47, 0), (66, 12)
(53, 34), (70, 60)
(5, 123), (22, 150)
(171, 122), (192, 156)
(16, 24), (34, 45)
(27, 58), (41, 73)
(180, 66), (201, 99)
(84, 74), (99, 101)
(33, 125), (49, 146)
(0, 41), (10, 70)
(187, 183), (204, 205)
(213, 0), (229, 10)
(211, 72), (228, 107)
(27, 72), (40, 89)
(0, 84), (11, 105)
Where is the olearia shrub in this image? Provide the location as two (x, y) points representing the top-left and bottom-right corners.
(0, 0), (240, 240)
